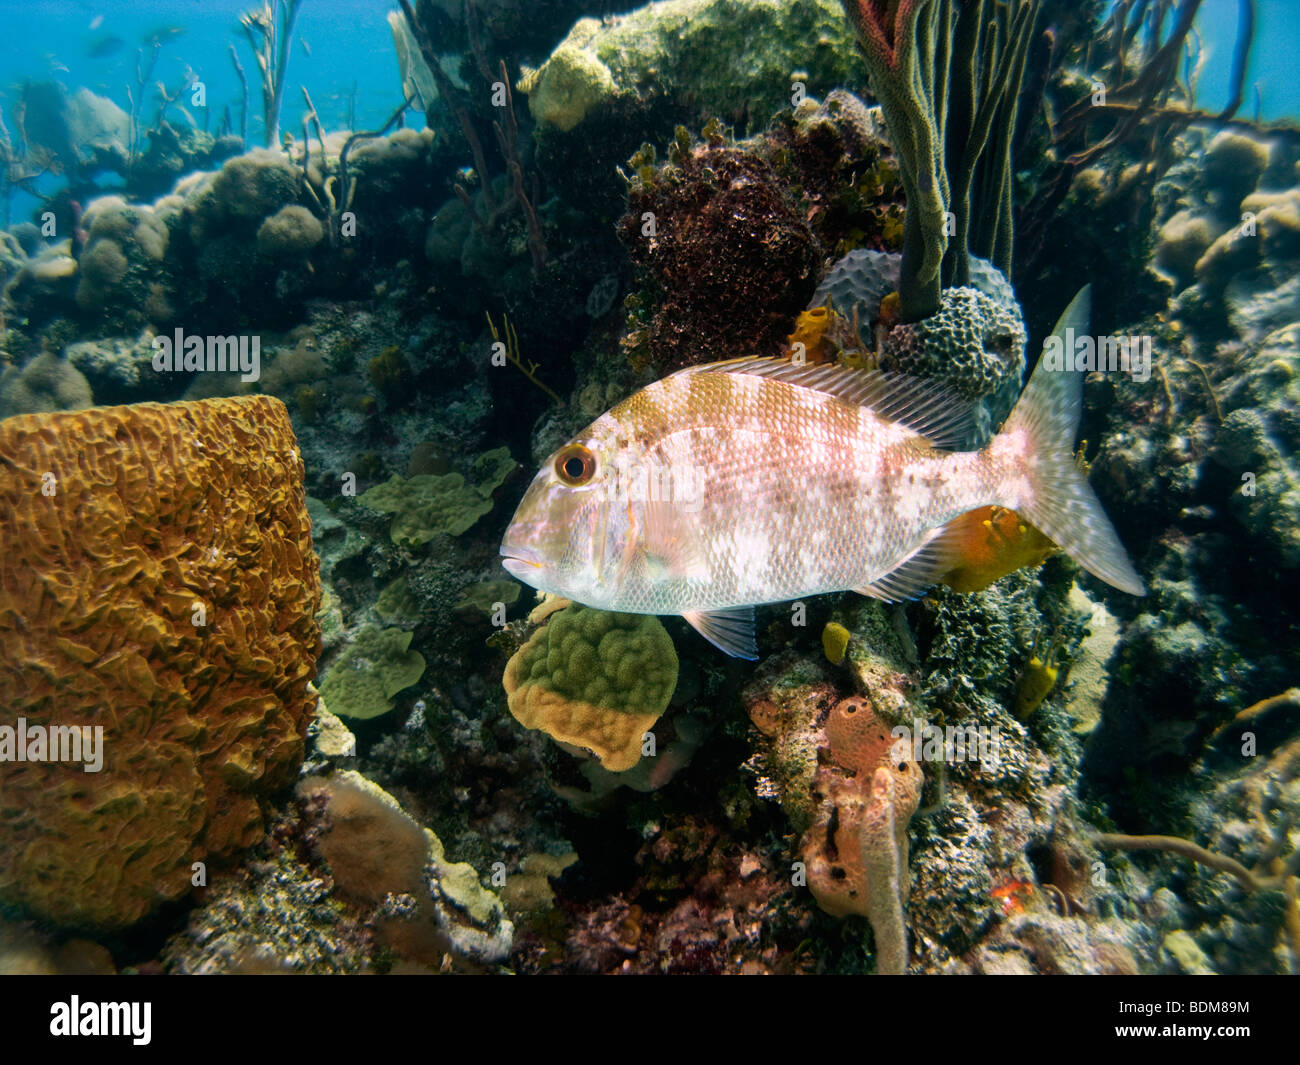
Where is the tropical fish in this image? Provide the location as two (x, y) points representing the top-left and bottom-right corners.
(500, 287), (1145, 660)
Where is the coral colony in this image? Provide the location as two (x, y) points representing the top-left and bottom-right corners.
(0, 0), (1297, 982)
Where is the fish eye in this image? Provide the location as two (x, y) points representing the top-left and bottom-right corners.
(555, 444), (597, 486)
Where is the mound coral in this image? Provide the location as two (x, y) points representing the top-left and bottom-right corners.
(503, 602), (679, 771)
(0, 395), (320, 930)
(208, 148), (302, 221)
(879, 285), (1025, 400)
(256, 204), (325, 257)
(0, 351), (93, 418)
(521, 0), (859, 135)
(299, 772), (513, 965)
(73, 196), (171, 323)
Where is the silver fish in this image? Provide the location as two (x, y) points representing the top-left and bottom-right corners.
(501, 287), (1144, 659)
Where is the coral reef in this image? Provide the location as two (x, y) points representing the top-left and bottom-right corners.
(0, 0), (1289, 983)
(0, 396), (320, 930)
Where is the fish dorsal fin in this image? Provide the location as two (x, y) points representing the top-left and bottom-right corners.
(682, 607), (758, 660)
(854, 521), (964, 602)
(679, 357), (975, 450)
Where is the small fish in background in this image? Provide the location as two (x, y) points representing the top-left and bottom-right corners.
(143, 26), (186, 48)
(501, 287), (1145, 660)
(299, 36), (312, 58)
(85, 34), (124, 59)
(88, 15), (104, 31)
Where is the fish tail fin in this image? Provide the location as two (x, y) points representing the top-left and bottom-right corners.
(995, 286), (1146, 595)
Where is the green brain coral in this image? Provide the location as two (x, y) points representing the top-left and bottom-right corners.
(516, 604), (678, 716)
(320, 625), (426, 720)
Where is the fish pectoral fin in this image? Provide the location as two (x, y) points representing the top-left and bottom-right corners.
(642, 499), (709, 581)
(854, 523), (963, 602)
(682, 607), (759, 660)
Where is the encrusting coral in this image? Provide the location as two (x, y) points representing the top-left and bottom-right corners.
(318, 625), (426, 721)
(0, 395), (321, 931)
(358, 446), (517, 547)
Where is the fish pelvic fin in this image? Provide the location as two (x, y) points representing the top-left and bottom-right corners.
(682, 607), (758, 660)
(995, 286), (1146, 596)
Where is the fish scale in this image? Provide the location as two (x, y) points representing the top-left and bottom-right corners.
(610, 370), (985, 611)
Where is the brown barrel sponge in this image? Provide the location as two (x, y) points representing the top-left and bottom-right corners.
(0, 395), (321, 931)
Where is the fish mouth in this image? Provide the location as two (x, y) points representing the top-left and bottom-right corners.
(500, 542), (544, 581)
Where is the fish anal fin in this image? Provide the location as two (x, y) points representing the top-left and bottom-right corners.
(682, 607), (758, 660)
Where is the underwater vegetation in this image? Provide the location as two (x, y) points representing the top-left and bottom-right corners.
(0, 0), (1297, 983)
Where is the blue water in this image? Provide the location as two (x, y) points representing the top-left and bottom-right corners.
(3, 1), (1295, 150)
(0, 0), (402, 227)
(1185, 0), (1300, 120)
